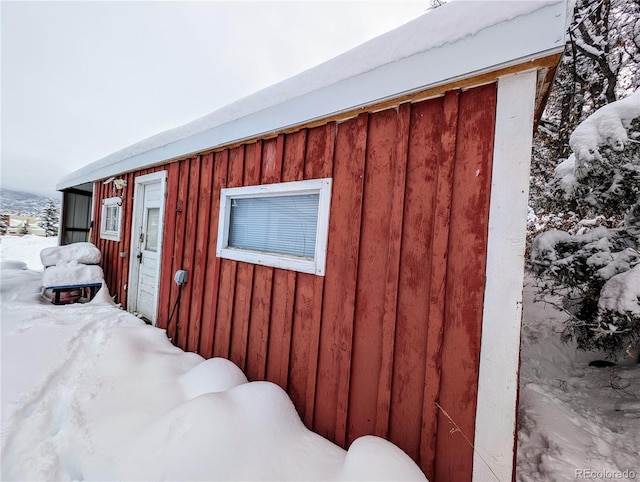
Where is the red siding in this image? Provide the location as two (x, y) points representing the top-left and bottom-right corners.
(347, 107), (397, 441)
(435, 83), (496, 481)
(389, 97), (442, 460)
(92, 84), (497, 481)
(314, 113), (368, 445)
(158, 162), (180, 332)
(199, 150), (228, 358)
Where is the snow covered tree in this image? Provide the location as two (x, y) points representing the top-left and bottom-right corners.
(39, 199), (59, 237)
(19, 221), (30, 235)
(529, 0), (640, 208)
(0, 218), (7, 235)
(529, 0), (640, 357)
(531, 92), (640, 356)
(428, 0), (446, 9)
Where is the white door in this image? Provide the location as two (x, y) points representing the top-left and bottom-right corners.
(129, 172), (166, 325)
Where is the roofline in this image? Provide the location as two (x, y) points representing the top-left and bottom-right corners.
(58, 1), (567, 191)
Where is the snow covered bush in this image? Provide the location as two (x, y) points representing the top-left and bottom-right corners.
(531, 91), (640, 356)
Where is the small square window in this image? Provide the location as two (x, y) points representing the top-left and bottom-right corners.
(216, 178), (332, 275)
(100, 197), (122, 241)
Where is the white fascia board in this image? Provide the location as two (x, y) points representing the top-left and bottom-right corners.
(472, 70), (538, 482)
(57, 2), (566, 191)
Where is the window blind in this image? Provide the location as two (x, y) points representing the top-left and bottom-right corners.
(228, 194), (319, 258)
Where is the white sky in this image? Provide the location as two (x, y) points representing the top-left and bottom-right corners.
(1, 1), (429, 197)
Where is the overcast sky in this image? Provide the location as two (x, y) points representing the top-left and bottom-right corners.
(1, 1), (429, 197)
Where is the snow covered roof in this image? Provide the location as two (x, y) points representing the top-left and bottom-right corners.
(58, 0), (567, 191)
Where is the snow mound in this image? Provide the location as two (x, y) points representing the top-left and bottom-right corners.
(0, 260), (27, 270)
(40, 242), (101, 267)
(340, 435), (429, 481)
(87, 284), (117, 306)
(179, 357), (248, 400)
(1, 254), (427, 481)
(112, 381), (426, 481)
(41, 261), (105, 287)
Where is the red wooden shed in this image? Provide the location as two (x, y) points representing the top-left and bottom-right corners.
(58, 3), (568, 480)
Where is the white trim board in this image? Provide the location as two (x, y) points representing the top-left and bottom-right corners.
(472, 70), (537, 481)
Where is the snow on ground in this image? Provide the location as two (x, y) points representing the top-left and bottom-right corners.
(0, 235), (57, 271)
(0, 236), (426, 481)
(517, 276), (640, 481)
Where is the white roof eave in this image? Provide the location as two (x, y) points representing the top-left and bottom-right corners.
(58, 0), (566, 191)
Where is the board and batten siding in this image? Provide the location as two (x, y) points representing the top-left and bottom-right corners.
(92, 83), (497, 481)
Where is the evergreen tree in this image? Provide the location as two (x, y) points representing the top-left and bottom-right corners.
(19, 221), (30, 235)
(39, 199), (59, 237)
(428, 0), (446, 9)
(530, 0), (640, 209)
(0, 218), (7, 235)
(529, 0), (640, 356)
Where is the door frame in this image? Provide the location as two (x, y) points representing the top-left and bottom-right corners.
(128, 170), (167, 325)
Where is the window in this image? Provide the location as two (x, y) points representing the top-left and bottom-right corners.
(145, 207), (160, 252)
(216, 178), (332, 275)
(100, 197), (122, 241)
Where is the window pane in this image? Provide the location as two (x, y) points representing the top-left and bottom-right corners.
(105, 208), (112, 231)
(106, 206), (119, 232)
(145, 208), (160, 252)
(229, 194), (319, 258)
(100, 197), (123, 241)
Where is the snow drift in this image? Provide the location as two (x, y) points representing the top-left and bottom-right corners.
(0, 241), (426, 481)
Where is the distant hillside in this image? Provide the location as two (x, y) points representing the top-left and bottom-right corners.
(0, 188), (61, 216)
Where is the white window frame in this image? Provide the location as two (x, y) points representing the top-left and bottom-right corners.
(216, 178), (332, 275)
(100, 196), (122, 241)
